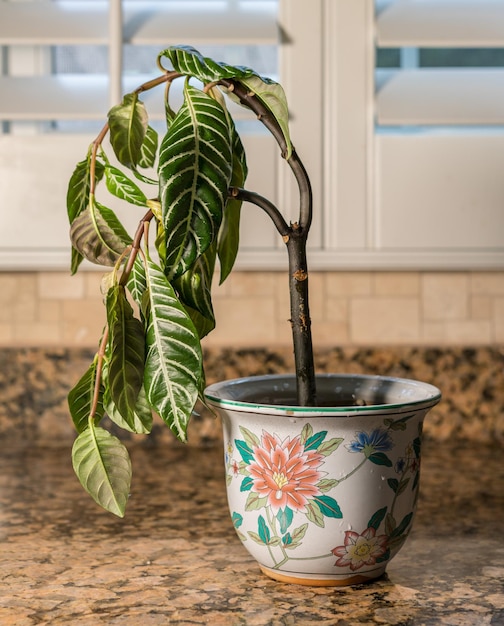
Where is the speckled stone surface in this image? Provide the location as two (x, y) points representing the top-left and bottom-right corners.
(1, 439), (503, 625)
(0, 346), (503, 445)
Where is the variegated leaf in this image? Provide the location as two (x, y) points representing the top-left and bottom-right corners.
(159, 45), (257, 83)
(66, 156), (105, 223)
(105, 165), (148, 206)
(159, 84), (232, 279)
(70, 196), (132, 266)
(138, 125), (159, 169)
(72, 420), (132, 517)
(104, 384), (153, 435)
(108, 93), (148, 169)
(106, 285), (145, 429)
(143, 258), (202, 441)
(67, 359), (105, 433)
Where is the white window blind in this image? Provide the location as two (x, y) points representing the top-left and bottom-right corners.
(370, 0), (504, 267)
(0, 0), (280, 269)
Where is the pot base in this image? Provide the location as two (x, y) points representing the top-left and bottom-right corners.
(259, 565), (386, 587)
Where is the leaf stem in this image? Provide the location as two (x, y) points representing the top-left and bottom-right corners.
(90, 327), (109, 420)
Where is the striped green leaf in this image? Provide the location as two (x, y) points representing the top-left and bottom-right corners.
(68, 359), (105, 433)
(138, 125), (159, 169)
(143, 258), (202, 441)
(159, 45), (256, 83)
(106, 285), (146, 430)
(70, 196), (132, 266)
(218, 123), (248, 283)
(104, 384), (153, 435)
(105, 165), (148, 206)
(72, 420), (132, 517)
(108, 93), (148, 169)
(66, 156), (105, 223)
(159, 84), (232, 279)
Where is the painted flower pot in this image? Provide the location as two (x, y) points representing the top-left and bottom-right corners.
(204, 374), (441, 587)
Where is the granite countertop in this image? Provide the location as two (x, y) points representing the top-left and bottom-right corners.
(1, 438), (503, 625)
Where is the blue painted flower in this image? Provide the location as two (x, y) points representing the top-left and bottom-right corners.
(348, 429), (393, 457)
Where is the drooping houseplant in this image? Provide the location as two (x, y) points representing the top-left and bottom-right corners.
(67, 46), (441, 586)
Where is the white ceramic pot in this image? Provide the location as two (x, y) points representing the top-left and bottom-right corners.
(205, 374), (441, 586)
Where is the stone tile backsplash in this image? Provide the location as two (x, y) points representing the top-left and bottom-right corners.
(0, 270), (502, 347)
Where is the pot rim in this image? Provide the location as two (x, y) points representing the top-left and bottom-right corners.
(204, 373), (442, 417)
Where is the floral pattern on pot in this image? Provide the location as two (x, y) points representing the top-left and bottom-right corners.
(225, 416), (422, 574)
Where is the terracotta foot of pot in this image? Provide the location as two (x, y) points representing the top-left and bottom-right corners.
(259, 565), (386, 587)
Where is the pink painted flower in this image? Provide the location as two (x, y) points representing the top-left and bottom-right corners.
(248, 431), (325, 513)
(332, 527), (389, 571)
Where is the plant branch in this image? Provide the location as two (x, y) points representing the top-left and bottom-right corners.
(230, 188), (289, 237)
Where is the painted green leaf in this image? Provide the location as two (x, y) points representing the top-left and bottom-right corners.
(106, 285), (146, 430)
(217, 123), (248, 283)
(159, 45), (257, 83)
(240, 476), (254, 492)
(257, 515), (271, 544)
(300, 423), (313, 445)
(105, 165), (148, 206)
(282, 533), (292, 547)
(72, 421), (132, 517)
(104, 384), (153, 434)
(305, 500), (325, 527)
(396, 477), (410, 496)
(240, 74), (293, 159)
(285, 523), (308, 549)
(368, 452), (393, 467)
(238, 426), (260, 450)
(317, 478), (340, 493)
(108, 93), (148, 169)
(277, 507), (294, 534)
(318, 437), (344, 456)
(231, 512), (243, 529)
(143, 258), (202, 442)
(390, 512), (414, 539)
(66, 157), (105, 223)
(304, 431), (327, 451)
(138, 125), (159, 169)
(413, 436), (421, 458)
(235, 440), (254, 465)
(313, 495), (343, 519)
(387, 478), (399, 493)
(68, 359), (105, 433)
(70, 196), (132, 266)
(385, 512), (396, 536)
(245, 491), (268, 512)
(368, 506), (388, 531)
(159, 83), (232, 279)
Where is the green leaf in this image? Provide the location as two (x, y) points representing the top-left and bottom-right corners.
(104, 384), (153, 435)
(390, 512), (414, 539)
(173, 243), (216, 325)
(235, 439), (254, 465)
(257, 515), (271, 544)
(240, 476), (254, 492)
(413, 436), (422, 458)
(239, 74), (293, 159)
(285, 523), (308, 549)
(231, 512), (243, 529)
(106, 285), (146, 430)
(108, 93), (148, 169)
(245, 491), (268, 512)
(68, 359), (105, 433)
(317, 478), (340, 493)
(105, 165), (148, 206)
(368, 506), (388, 531)
(217, 124), (248, 283)
(387, 478), (399, 493)
(138, 125), (159, 169)
(70, 196), (132, 266)
(126, 257), (148, 311)
(72, 421), (132, 517)
(368, 452), (393, 467)
(312, 495), (343, 519)
(304, 431), (327, 451)
(238, 425), (260, 449)
(66, 157), (105, 223)
(305, 500), (325, 527)
(159, 83), (232, 279)
(277, 507), (294, 534)
(143, 258), (202, 442)
(396, 477), (411, 496)
(318, 437), (344, 456)
(300, 423), (313, 445)
(159, 45), (257, 83)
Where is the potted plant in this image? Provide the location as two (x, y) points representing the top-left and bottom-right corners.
(67, 45), (441, 586)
